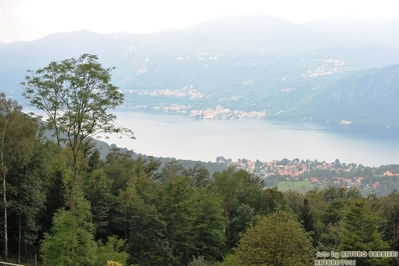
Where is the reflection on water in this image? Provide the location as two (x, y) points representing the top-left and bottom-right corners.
(106, 111), (399, 167)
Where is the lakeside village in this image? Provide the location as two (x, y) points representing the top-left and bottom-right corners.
(216, 156), (399, 195)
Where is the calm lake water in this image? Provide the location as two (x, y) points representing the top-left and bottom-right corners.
(105, 111), (399, 167)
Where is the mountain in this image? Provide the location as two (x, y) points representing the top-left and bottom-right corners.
(301, 18), (399, 67)
(283, 64), (399, 126)
(1, 14), (399, 126)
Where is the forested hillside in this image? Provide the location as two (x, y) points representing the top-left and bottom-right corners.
(2, 99), (399, 265)
(281, 64), (399, 125)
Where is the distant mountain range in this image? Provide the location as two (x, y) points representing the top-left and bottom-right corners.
(1, 14), (398, 126)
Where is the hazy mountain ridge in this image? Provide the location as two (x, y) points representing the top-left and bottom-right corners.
(1, 14), (399, 126)
(282, 64), (399, 125)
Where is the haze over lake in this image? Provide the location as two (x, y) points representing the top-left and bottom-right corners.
(105, 111), (399, 167)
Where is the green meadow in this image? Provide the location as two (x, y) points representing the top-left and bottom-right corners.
(276, 180), (316, 194)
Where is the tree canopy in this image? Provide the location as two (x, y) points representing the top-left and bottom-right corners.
(21, 53), (134, 215)
(235, 211), (315, 266)
(21, 53), (134, 145)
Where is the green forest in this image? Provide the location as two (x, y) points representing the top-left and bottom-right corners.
(1, 54), (399, 265)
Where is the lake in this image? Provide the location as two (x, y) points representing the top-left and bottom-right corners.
(105, 111), (399, 167)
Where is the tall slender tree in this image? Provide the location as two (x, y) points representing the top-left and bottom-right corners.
(0, 93), (38, 261)
(21, 54), (135, 261)
(21, 53), (135, 215)
(299, 198), (317, 247)
(9, 142), (46, 263)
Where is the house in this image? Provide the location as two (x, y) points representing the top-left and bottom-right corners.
(310, 177), (320, 183)
(372, 182), (380, 189)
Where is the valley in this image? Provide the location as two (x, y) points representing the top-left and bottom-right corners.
(1, 15), (399, 127)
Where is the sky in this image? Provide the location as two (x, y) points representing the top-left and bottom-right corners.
(1, 0), (398, 43)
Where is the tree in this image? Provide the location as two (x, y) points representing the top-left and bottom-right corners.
(158, 177), (226, 265)
(299, 198), (317, 247)
(115, 179), (144, 240)
(377, 192), (399, 252)
(184, 163), (211, 188)
(338, 199), (390, 266)
(283, 189), (304, 215)
(0, 93), (39, 261)
(40, 188), (97, 266)
(211, 167), (253, 242)
(127, 204), (172, 266)
(256, 186), (287, 216)
(375, 191), (399, 265)
(83, 168), (113, 241)
(158, 176), (198, 265)
(95, 236), (128, 266)
(38, 141), (66, 237)
(103, 148), (136, 196)
(101, 148), (159, 239)
(21, 53), (134, 216)
(335, 159), (342, 168)
(235, 211), (315, 266)
(9, 140), (47, 263)
(322, 199), (349, 225)
(192, 190), (226, 262)
(227, 203), (254, 249)
(158, 159), (186, 183)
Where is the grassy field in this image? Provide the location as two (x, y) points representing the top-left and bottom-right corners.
(276, 180), (316, 194)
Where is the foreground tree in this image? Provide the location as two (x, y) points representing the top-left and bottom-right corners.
(21, 54), (135, 263)
(235, 211), (315, 266)
(21, 53), (134, 215)
(40, 188), (97, 266)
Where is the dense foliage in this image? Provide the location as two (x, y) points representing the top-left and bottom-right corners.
(2, 127), (399, 265)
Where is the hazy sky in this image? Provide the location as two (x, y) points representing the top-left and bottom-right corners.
(1, 0), (398, 43)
